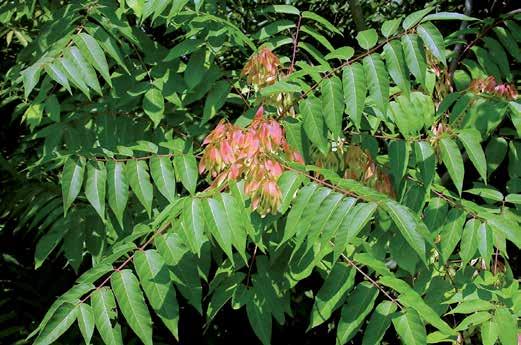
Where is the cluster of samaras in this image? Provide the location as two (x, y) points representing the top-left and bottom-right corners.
(199, 106), (303, 215)
(315, 144), (395, 198)
(469, 76), (518, 100)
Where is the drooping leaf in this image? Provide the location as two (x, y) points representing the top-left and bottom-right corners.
(417, 22), (446, 66)
(301, 96), (329, 154)
(494, 308), (517, 345)
(439, 208), (466, 264)
(336, 282), (379, 345)
(363, 53), (389, 117)
(85, 161), (107, 220)
(321, 76), (344, 137)
(392, 309), (426, 345)
(62, 156), (85, 215)
(107, 160), (129, 228)
(134, 250), (179, 340)
(73, 33), (111, 85)
(439, 137), (464, 195)
(382, 201), (427, 263)
(383, 40), (411, 95)
(173, 153), (198, 194)
(458, 129), (487, 183)
(203, 197), (234, 262)
(91, 287), (123, 345)
(111, 269), (153, 345)
(309, 263), (356, 329)
(143, 87), (165, 127)
(414, 141), (435, 187)
(126, 160), (154, 217)
(150, 156), (176, 203)
(342, 62), (366, 129)
(181, 198), (206, 256)
(402, 34), (427, 86)
(361, 301), (398, 345)
(34, 303), (77, 345)
(77, 303), (94, 345)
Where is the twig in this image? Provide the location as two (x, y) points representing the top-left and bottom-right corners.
(288, 15), (302, 74)
(337, 249), (403, 310)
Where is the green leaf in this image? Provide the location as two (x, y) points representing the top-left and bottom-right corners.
(483, 37), (512, 81)
(487, 213), (521, 248)
(173, 153), (198, 194)
(203, 198), (234, 262)
(402, 34), (427, 86)
(356, 28), (378, 50)
(126, 160), (154, 217)
(342, 62), (366, 129)
(246, 295), (271, 345)
(68, 46), (102, 95)
(481, 320), (498, 345)
(363, 53), (389, 117)
(402, 7), (433, 29)
(458, 129), (487, 183)
(325, 46), (354, 61)
(111, 269), (153, 345)
(34, 303), (77, 345)
(91, 287), (123, 345)
(381, 18), (401, 38)
(107, 161), (129, 228)
(84, 23), (129, 74)
(85, 161), (107, 220)
(494, 308), (517, 345)
(44, 62), (72, 94)
(280, 183), (319, 246)
(77, 303), (94, 345)
(392, 309), (426, 345)
(321, 76), (344, 137)
(59, 54), (90, 97)
(203, 80), (230, 124)
(150, 156), (176, 203)
(334, 202), (377, 261)
(302, 11), (342, 36)
(164, 39), (204, 61)
(260, 4), (299, 15)
(73, 33), (111, 85)
(336, 282), (379, 345)
(62, 156), (85, 215)
(460, 219), (480, 266)
(181, 198), (205, 256)
(414, 141), (435, 187)
(389, 140), (409, 189)
(143, 87), (164, 127)
(382, 201), (427, 263)
(383, 40), (411, 95)
(439, 208), (466, 264)
(485, 136), (508, 176)
(301, 96), (329, 154)
(361, 301), (398, 345)
(220, 193), (248, 263)
(422, 12), (479, 22)
(417, 22), (446, 66)
(134, 250), (179, 340)
(309, 263), (356, 329)
(455, 312), (491, 331)
(494, 27), (521, 63)
(22, 64), (41, 98)
(154, 233), (202, 313)
(477, 222), (494, 266)
(439, 137), (464, 195)
(278, 171), (303, 214)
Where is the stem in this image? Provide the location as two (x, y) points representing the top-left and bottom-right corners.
(288, 15), (302, 74)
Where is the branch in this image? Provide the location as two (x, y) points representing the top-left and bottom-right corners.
(288, 14), (303, 74)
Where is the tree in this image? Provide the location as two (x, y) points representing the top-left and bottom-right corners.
(0, 1), (520, 344)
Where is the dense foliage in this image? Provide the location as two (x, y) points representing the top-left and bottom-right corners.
(1, 0), (521, 344)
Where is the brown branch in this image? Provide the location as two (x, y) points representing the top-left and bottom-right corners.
(288, 14), (303, 74)
(337, 249), (404, 310)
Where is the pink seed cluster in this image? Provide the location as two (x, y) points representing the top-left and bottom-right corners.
(199, 106), (303, 215)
